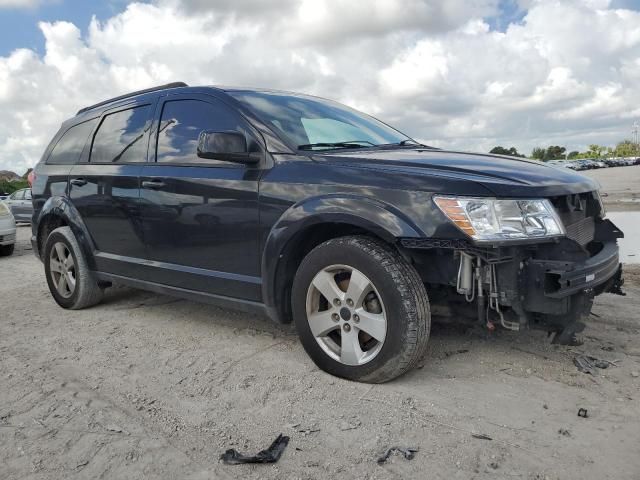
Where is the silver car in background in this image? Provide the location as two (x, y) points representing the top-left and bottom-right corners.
(3, 188), (33, 223)
(0, 202), (16, 256)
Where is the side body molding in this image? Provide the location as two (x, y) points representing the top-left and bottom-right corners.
(260, 194), (425, 322)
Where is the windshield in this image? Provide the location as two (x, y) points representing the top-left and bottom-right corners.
(229, 91), (415, 151)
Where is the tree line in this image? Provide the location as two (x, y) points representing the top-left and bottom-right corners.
(490, 139), (639, 161)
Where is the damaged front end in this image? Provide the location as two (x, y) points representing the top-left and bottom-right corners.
(401, 192), (624, 344)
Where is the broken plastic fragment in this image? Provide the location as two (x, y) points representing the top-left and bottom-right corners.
(220, 434), (289, 465)
(377, 446), (418, 464)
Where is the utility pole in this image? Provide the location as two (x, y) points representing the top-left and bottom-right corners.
(633, 121), (639, 156)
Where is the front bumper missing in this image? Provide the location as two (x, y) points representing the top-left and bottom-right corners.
(526, 241), (621, 299)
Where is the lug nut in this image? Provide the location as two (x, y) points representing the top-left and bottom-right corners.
(334, 298), (341, 306)
(332, 313), (340, 322)
(353, 314), (359, 323)
(343, 323), (351, 332)
(346, 298), (354, 307)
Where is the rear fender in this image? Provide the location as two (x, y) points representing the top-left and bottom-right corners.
(34, 196), (96, 269)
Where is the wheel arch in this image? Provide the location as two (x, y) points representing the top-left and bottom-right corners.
(261, 194), (425, 324)
(35, 196), (96, 269)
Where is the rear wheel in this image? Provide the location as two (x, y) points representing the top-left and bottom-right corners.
(44, 226), (103, 309)
(0, 244), (14, 257)
(292, 236), (430, 383)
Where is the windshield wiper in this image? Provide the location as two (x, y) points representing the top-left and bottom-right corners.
(298, 140), (375, 151)
(376, 139), (425, 148)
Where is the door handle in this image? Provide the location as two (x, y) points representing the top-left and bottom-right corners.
(70, 178), (87, 186)
(142, 180), (166, 189)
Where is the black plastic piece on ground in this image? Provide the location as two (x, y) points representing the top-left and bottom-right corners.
(377, 446), (418, 464)
(220, 434), (289, 465)
(573, 354), (611, 375)
(578, 408), (589, 418)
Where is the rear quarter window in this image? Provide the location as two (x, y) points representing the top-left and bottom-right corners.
(46, 118), (98, 165)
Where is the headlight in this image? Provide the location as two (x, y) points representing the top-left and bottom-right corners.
(434, 196), (565, 242)
(0, 202), (10, 216)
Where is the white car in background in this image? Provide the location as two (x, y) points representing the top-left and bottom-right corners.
(0, 202), (16, 256)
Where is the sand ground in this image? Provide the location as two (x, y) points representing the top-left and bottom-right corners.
(1, 166), (639, 480)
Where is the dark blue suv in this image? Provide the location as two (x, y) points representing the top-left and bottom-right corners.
(32, 83), (624, 382)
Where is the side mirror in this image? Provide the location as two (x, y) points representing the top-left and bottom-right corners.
(197, 130), (259, 164)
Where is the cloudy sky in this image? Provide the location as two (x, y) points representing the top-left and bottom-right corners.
(0, 0), (639, 174)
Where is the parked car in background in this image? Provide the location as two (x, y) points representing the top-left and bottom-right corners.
(0, 202), (16, 256)
(3, 188), (33, 223)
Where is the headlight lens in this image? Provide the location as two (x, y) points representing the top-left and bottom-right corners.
(0, 202), (9, 216)
(434, 196), (565, 241)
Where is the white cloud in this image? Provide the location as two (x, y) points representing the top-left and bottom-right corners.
(0, 0), (43, 8)
(0, 0), (639, 173)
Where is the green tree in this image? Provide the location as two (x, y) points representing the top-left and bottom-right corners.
(547, 146), (566, 160)
(614, 140), (639, 157)
(490, 146), (525, 157)
(567, 151), (580, 159)
(0, 179), (28, 195)
(531, 147), (545, 160)
(586, 144), (606, 158)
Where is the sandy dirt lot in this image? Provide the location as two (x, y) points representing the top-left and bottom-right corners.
(1, 168), (640, 479)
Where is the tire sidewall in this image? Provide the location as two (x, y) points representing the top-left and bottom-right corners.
(292, 239), (416, 381)
(44, 229), (81, 309)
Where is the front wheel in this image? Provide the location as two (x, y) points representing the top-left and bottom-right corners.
(292, 236), (430, 383)
(0, 244), (14, 257)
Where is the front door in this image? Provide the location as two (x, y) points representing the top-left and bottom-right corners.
(69, 102), (154, 277)
(138, 94), (263, 301)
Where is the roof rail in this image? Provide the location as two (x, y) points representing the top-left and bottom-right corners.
(76, 82), (188, 115)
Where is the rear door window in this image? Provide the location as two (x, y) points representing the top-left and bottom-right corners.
(9, 190), (24, 200)
(46, 118), (98, 165)
(91, 105), (152, 163)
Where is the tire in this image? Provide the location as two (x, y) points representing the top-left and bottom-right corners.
(43, 226), (103, 309)
(0, 244), (14, 257)
(292, 235), (430, 383)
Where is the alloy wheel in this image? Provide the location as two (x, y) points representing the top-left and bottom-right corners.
(49, 242), (76, 298)
(305, 264), (387, 366)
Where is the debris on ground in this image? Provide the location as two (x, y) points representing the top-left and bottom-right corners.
(444, 349), (469, 357)
(104, 424), (125, 434)
(220, 434), (289, 465)
(339, 420), (361, 431)
(558, 428), (571, 437)
(377, 446), (419, 464)
(631, 371), (639, 378)
(578, 408), (589, 418)
(471, 433), (492, 440)
(573, 354), (618, 374)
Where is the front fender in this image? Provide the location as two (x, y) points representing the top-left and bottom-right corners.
(261, 194), (424, 320)
(34, 196), (96, 268)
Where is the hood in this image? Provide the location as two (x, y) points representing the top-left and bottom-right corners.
(316, 148), (599, 197)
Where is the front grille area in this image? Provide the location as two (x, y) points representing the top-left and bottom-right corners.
(550, 192), (602, 247)
(565, 216), (595, 246)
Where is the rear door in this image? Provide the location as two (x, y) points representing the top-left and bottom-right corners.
(138, 93), (263, 300)
(68, 100), (154, 277)
(19, 189), (33, 222)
